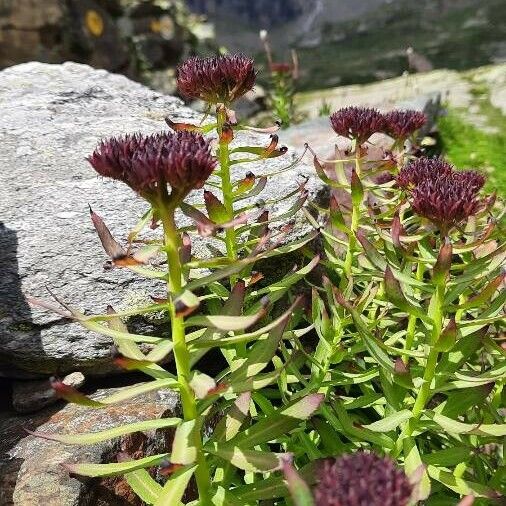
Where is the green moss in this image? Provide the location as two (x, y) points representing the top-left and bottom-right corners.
(437, 108), (506, 196)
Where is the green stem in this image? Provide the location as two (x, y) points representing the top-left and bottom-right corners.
(341, 150), (362, 287)
(411, 282), (444, 416)
(217, 107), (237, 266)
(157, 194), (212, 505)
(403, 261), (425, 363)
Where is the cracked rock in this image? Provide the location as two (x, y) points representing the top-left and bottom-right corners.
(0, 61), (325, 378)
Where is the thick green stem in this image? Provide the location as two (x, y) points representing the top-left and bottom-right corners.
(403, 261), (425, 363)
(157, 195), (212, 505)
(411, 282), (444, 416)
(341, 150), (362, 286)
(217, 107), (237, 265)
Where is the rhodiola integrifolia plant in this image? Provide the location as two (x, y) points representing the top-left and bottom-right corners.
(298, 106), (505, 503)
(31, 54), (322, 505)
(260, 30), (299, 128)
(29, 53), (505, 505)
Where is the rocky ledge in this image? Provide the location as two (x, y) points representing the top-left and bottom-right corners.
(0, 61), (324, 379)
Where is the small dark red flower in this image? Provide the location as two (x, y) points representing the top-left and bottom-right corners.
(383, 109), (427, 140)
(313, 452), (412, 506)
(397, 157), (453, 189)
(411, 170), (485, 232)
(269, 62), (293, 74)
(176, 54), (256, 104)
(87, 131), (216, 199)
(330, 107), (386, 144)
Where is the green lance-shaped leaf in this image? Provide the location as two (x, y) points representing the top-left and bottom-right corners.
(204, 190), (229, 224)
(452, 272), (505, 311)
(225, 393), (324, 448)
(432, 238), (452, 285)
(127, 207), (153, 243)
(331, 399), (395, 449)
(63, 453), (169, 477)
(384, 266), (430, 321)
(427, 465), (500, 498)
(226, 306), (293, 384)
(403, 438), (431, 501)
(107, 308), (174, 379)
(51, 378), (179, 409)
(329, 194), (350, 234)
(225, 367), (284, 394)
(362, 410), (412, 433)
(434, 318), (457, 352)
(233, 171), (256, 196)
(426, 412), (506, 437)
(311, 153), (345, 189)
(124, 468), (163, 504)
(234, 176), (267, 202)
(171, 420), (197, 465)
(173, 290), (200, 318)
(350, 168), (364, 207)
(355, 229), (387, 271)
(211, 392), (251, 443)
(28, 418), (181, 445)
(154, 465), (197, 506)
(207, 443), (288, 472)
(282, 458), (315, 506)
(234, 461), (319, 502)
(211, 487), (244, 506)
(421, 446), (473, 467)
(185, 297), (268, 331)
(27, 295), (165, 344)
(333, 289), (395, 374)
(107, 306), (145, 360)
(189, 371), (216, 399)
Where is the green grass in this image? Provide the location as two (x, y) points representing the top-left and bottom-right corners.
(438, 108), (506, 196)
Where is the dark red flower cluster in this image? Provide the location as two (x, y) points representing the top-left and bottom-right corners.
(313, 452), (412, 506)
(411, 172), (485, 232)
(176, 54), (256, 104)
(383, 110), (427, 140)
(397, 157), (486, 231)
(87, 131), (216, 199)
(330, 107), (386, 144)
(330, 107), (426, 144)
(397, 157), (454, 189)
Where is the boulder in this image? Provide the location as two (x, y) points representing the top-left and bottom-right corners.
(0, 61), (324, 378)
(0, 385), (180, 505)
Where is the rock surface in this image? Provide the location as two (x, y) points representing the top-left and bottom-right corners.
(0, 61), (323, 378)
(0, 385), (179, 505)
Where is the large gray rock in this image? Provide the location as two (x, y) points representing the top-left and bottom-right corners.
(0, 61), (324, 378)
(0, 385), (179, 505)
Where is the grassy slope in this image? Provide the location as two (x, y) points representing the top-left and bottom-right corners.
(438, 86), (506, 195)
(294, 0), (506, 91)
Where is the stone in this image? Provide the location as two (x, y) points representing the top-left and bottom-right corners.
(12, 372), (85, 414)
(283, 92), (440, 155)
(0, 385), (180, 505)
(0, 61), (324, 378)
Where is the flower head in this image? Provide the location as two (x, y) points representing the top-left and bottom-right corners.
(88, 131), (216, 199)
(384, 109), (427, 140)
(176, 54), (256, 104)
(330, 107), (386, 144)
(397, 157), (453, 189)
(411, 170), (485, 232)
(313, 452), (412, 506)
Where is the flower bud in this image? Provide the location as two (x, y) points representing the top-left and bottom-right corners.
(313, 452), (412, 506)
